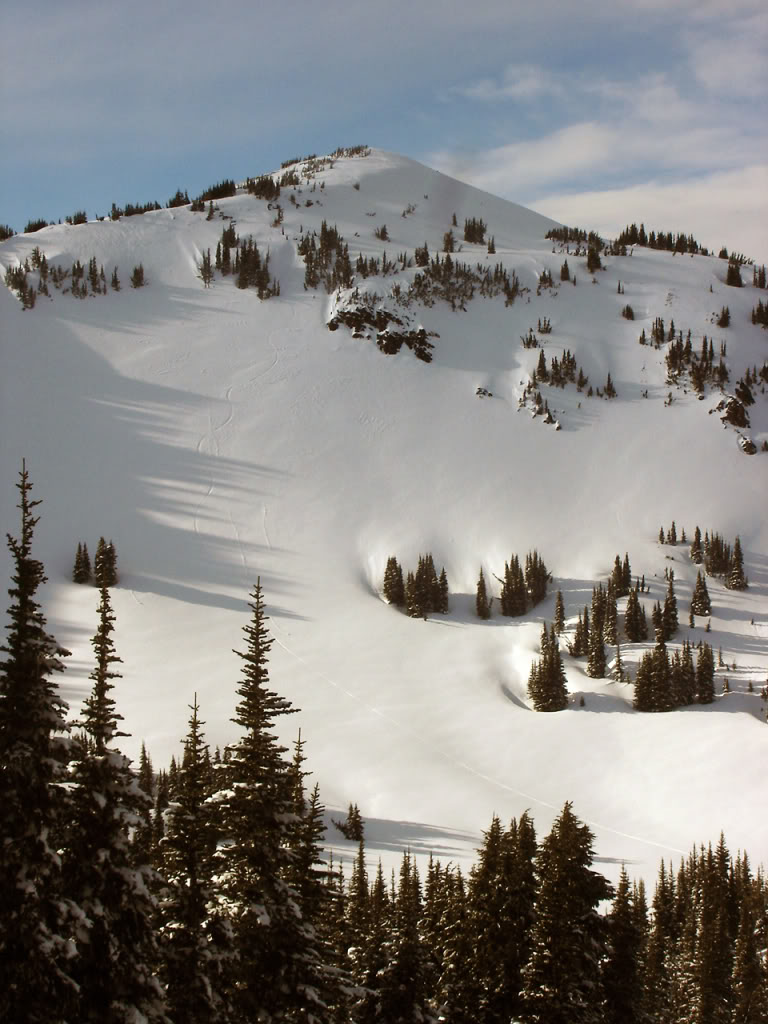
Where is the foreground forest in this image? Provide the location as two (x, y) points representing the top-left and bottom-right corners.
(2, 468), (767, 1024)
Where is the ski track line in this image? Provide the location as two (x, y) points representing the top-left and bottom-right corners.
(266, 622), (685, 857)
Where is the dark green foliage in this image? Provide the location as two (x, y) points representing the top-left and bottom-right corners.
(383, 556), (405, 606)
(0, 223), (15, 241)
(332, 801), (364, 841)
(0, 465), (78, 1023)
(717, 305), (731, 327)
(373, 223), (389, 241)
(696, 642), (715, 703)
(93, 537), (118, 588)
(726, 261), (743, 287)
(405, 553), (446, 619)
(198, 179), (237, 202)
(726, 536), (748, 590)
(529, 624), (569, 711)
(498, 554), (527, 616)
(65, 588), (167, 1022)
(751, 299), (768, 327)
(554, 589), (565, 634)
(476, 568), (491, 619)
(24, 218), (49, 233)
(463, 217), (487, 244)
(443, 229), (455, 253)
(616, 222), (707, 254)
(586, 585), (607, 678)
(130, 263), (145, 288)
(72, 541), (92, 583)
(662, 574), (678, 640)
(586, 246), (602, 273)
(621, 303), (635, 319)
(691, 571), (711, 615)
(159, 697), (233, 1023)
(65, 210), (88, 225)
(167, 189), (190, 208)
(520, 803), (613, 1024)
(198, 248), (214, 287)
(560, 258), (570, 281)
(602, 867), (645, 1024)
(246, 175), (281, 200)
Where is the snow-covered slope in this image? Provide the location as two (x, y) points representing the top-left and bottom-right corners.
(2, 149), (767, 883)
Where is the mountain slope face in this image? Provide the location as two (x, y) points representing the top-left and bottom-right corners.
(1, 148), (767, 883)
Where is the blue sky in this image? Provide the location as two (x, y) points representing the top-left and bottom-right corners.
(2, 0), (766, 258)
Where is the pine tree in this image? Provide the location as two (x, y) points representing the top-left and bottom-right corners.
(377, 853), (437, 1024)
(159, 696), (233, 1023)
(587, 586), (606, 678)
(529, 624), (568, 711)
(602, 866), (645, 1024)
(553, 589), (565, 634)
(662, 574), (678, 640)
(65, 586), (167, 1021)
(438, 566), (449, 614)
(383, 556), (405, 606)
(731, 891), (768, 1022)
(0, 464), (78, 1024)
(73, 540), (92, 583)
(216, 580), (323, 1021)
(691, 571), (712, 615)
(726, 536), (748, 590)
(696, 642), (715, 704)
(476, 568), (491, 619)
(520, 802), (612, 1024)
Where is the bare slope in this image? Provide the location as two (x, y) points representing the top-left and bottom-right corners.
(1, 149), (767, 882)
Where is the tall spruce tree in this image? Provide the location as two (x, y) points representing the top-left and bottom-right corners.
(520, 802), (613, 1024)
(65, 586), (167, 1022)
(0, 464), (78, 1024)
(159, 696), (234, 1024)
(726, 536), (748, 590)
(476, 568), (491, 619)
(217, 579), (328, 1021)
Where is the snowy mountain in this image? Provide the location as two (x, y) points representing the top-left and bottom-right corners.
(1, 147), (767, 885)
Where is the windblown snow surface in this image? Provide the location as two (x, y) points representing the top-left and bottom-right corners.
(1, 149), (767, 884)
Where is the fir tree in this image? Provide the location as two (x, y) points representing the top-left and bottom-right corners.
(662, 574), (678, 640)
(520, 803), (613, 1024)
(0, 464), (78, 1024)
(159, 696), (234, 1024)
(602, 866), (645, 1024)
(65, 586), (167, 1022)
(529, 624), (569, 711)
(726, 536), (748, 590)
(476, 568), (491, 620)
(696, 642), (715, 704)
(383, 556), (405, 606)
(691, 571), (712, 615)
(216, 580), (324, 1021)
(72, 540), (92, 583)
(553, 589), (565, 634)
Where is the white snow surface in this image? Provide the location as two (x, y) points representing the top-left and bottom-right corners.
(2, 149), (767, 885)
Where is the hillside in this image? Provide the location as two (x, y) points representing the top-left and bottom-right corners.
(1, 147), (767, 884)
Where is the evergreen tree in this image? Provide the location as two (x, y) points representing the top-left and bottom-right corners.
(0, 464), (78, 1024)
(520, 803), (612, 1024)
(73, 540), (92, 583)
(529, 624), (569, 711)
(731, 891), (768, 1023)
(691, 571), (712, 615)
(690, 525), (703, 564)
(602, 866), (645, 1024)
(438, 566), (449, 614)
(65, 586), (167, 1022)
(216, 580), (325, 1021)
(662, 574), (678, 640)
(159, 696), (233, 1024)
(726, 536), (748, 590)
(553, 589), (565, 634)
(383, 556), (405, 606)
(377, 853), (437, 1024)
(476, 568), (491, 619)
(586, 586), (606, 678)
(696, 642), (715, 704)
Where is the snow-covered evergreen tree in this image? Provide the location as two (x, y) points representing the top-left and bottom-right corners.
(0, 464), (78, 1024)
